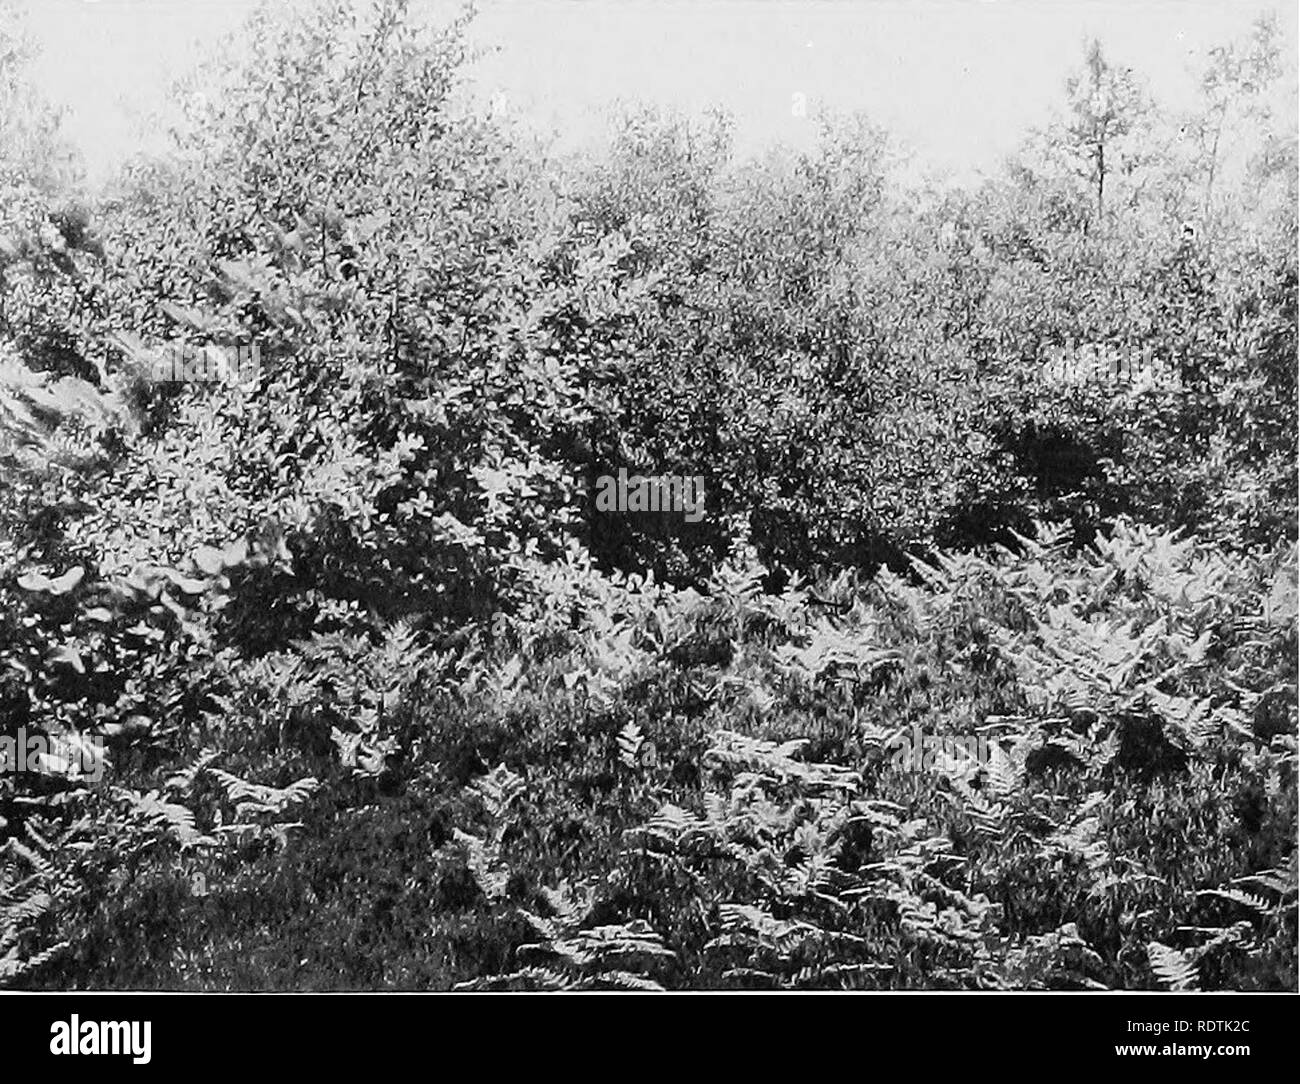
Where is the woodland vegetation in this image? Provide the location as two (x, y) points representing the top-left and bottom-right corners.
(0, 0), (1295, 989)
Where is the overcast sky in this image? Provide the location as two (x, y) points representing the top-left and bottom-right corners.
(12, 0), (1298, 185)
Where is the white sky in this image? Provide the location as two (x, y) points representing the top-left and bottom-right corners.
(9, 0), (1298, 185)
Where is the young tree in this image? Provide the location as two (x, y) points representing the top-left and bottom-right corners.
(1063, 39), (1152, 229)
(1191, 14), (1284, 236)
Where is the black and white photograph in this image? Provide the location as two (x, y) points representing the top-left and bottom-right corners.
(0, 0), (1296, 1058)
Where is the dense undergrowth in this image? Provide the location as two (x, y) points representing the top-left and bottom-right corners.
(1, 0), (1296, 989)
(6, 521), (1295, 990)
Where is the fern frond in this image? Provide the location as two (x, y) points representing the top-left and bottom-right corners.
(207, 768), (319, 817)
(471, 764), (525, 822)
(1196, 888), (1274, 916)
(1147, 941), (1200, 990)
(452, 828), (509, 901)
(982, 741), (1025, 801)
(617, 721), (645, 768)
(451, 967), (574, 991)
